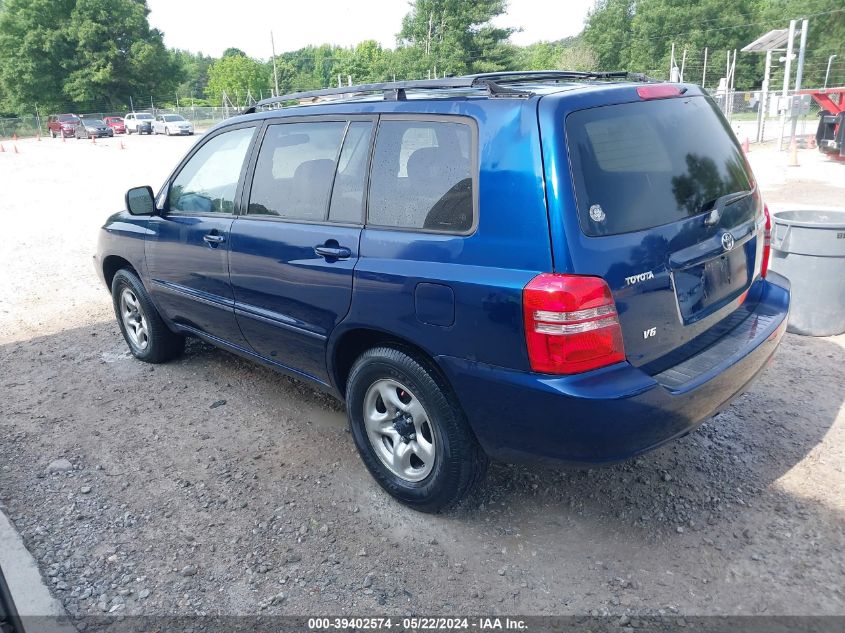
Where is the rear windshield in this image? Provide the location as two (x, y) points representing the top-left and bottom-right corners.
(566, 96), (753, 236)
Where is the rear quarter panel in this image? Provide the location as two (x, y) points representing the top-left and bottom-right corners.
(336, 98), (553, 372)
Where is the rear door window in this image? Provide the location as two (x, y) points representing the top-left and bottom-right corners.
(368, 119), (475, 233)
(566, 97), (753, 236)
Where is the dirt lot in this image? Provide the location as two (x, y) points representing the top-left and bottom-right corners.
(0, 135), (844, 623)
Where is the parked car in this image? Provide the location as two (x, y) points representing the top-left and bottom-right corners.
(104, 116), (126, 134)
(124, 112), (154, 135)
(153, 114), (194, 136)
(47, 114), (80, 138)
(75, 118), (113, 139)
(95, 72), (790, 512)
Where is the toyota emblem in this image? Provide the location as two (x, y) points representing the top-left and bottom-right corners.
(721, 232), (735, 251)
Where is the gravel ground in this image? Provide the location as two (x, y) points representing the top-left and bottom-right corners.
(0, 135), (844, 623)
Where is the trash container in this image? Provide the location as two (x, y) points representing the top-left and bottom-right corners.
(769, 209), (845, 336)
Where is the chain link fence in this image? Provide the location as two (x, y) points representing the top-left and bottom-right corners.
(0, 91), (829, 146)
(0, 106), (233, 140)
(708, 89), (823, 147)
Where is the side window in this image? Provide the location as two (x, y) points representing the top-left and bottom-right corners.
(248, 121), (345, 221)
(368, 119), (474, 233)
(328, 121), (373, 224)
(167, 126), (255, 215)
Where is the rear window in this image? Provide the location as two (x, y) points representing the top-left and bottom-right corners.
(368, 119), (475, 234)
(566, 96), (753, 236)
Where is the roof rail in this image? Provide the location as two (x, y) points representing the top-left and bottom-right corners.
(242, 70), (657, 114)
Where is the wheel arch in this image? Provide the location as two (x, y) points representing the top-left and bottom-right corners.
(329, 327), (451, 400)
(102, 255), (138, 290)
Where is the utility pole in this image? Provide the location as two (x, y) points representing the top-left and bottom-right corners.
(669, 42), (676, 80)
(129, 96), (134, 112)
(758, 49), (773, 143)
(778, 20), (797, 151)
(680, 48), (687, 82)
(788, 19), (809, 152)
(270, 31), (280, 97)
(702, 47), (708, 88)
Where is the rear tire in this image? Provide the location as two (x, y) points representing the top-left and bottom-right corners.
(346, 346), (487, 513)
(111, 269), (184, 363)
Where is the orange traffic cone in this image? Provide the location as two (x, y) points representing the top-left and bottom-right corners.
(0, 143), (4, 153)
(12, 133), (17, 142)
(91, 135), (96, 145)
(36, 133), (41, 141)
(13, 144), (19, 154)
(62, 134), (65, 143)
(741, 136), (750, 154)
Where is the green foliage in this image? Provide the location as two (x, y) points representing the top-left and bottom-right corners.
(0, 0), (75, 113)
(5, 0), (840, 116)
(0, 0), (181, 114)
(584, 0), (844, 90)
(207, 53), (270, 105)
(173, 49), (214, 101)
(398, 0), (516, 75)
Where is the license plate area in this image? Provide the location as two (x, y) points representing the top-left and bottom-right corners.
(672, 249), (749, 325)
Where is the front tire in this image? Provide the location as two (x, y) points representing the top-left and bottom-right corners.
(111, 269), (184, 363)
(346, 347), (487, 513)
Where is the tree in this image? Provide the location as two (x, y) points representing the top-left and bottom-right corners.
(222, 47), (247, 58)
(206, 53), (269, 105)
(174, 49), (214, 101)
(0, 0), (75, 113)
(583, 0), (635, 72)
(398, 0), (516, 75)
(63, 0), (183, 109)
(0, 0), (183, 114)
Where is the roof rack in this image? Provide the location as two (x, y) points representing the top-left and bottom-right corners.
(241, 70), (658, 114)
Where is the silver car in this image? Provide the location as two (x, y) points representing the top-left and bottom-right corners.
(152, 114), (194, 136)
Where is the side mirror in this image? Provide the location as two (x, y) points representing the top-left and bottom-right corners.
(125, 186), (156, 216)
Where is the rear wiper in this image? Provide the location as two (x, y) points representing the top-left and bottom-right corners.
(701, 190), (753, 226)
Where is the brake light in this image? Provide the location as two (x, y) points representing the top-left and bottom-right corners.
(636, 84), (683, 100)
(523, 274), (626, 374)
(761, 204), (772, 278)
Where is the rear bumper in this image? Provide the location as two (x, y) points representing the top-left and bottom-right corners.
(437, 273), (790, 465)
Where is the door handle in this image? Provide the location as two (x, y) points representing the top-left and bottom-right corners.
(203, 233), (225, 245)
(314, 244), (352, 260)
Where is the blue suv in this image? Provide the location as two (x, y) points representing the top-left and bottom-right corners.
(95, 72), (790, 512)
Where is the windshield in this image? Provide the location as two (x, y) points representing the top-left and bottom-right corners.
(566, 96), (754, 236)
(59, 115), (80, 123)
(83, 119), (106, 126)
(136, 114), (154, 120)
(163, 115), (185, 122)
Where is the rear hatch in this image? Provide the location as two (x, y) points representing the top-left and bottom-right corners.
(556, 90), (765, 368)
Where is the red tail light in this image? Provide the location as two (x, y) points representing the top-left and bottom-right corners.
(523, 274), (626, 374)
(761, 204), (772, 278)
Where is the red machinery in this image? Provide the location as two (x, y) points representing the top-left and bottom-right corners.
(799, 87), (845, 159)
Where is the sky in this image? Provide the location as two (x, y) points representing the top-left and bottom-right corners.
(145, 0), (595, 59)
